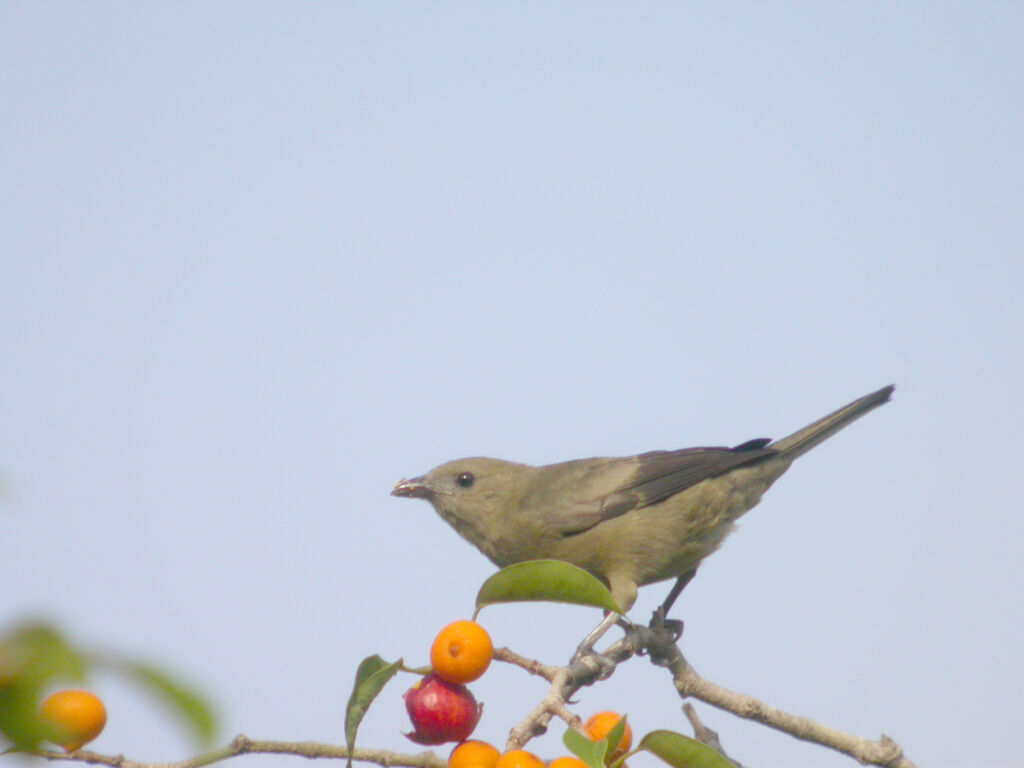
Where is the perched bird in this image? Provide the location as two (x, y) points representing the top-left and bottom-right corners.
(393, 386), (893, 615)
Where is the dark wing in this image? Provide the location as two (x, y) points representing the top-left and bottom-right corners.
(538, 439), (777, 536)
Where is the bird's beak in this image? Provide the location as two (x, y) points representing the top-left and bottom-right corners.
(391, 476), (435, 500)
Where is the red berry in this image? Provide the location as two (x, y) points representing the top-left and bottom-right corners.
(403, 673), (481, 745)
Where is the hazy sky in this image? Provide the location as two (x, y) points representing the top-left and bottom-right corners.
(2, 5), (1022, 768)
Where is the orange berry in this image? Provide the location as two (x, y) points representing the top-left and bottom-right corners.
(493, 750), (545, 768)
(583, 711), (632, 760)
(38, 689), (107, 752)
(549, 758), (588, 768)
(430, 620), (493, 684)
(449, 740), (501, 768)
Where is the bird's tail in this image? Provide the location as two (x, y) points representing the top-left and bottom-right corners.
(769, 385), (894, 459)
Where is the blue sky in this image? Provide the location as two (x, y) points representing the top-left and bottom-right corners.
(2, 4), (1022, 768)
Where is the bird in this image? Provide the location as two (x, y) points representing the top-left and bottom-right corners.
(392, 385), (893, 617)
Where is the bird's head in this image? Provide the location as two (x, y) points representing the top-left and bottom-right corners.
(392, 457), (533, 562)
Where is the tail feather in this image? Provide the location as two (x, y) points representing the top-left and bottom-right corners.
(770, 385), (894, 459)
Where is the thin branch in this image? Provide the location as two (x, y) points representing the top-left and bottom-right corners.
(682, 704), (744, 768)
(501, 633), (637, 750)
(543, 625), (919, 768)
(30, 736), (445, 768)
(491, 647), (560, 682)
(649, 638), (918, 768)
(504, 668), (583, 751)
(497, 644), (626, 751)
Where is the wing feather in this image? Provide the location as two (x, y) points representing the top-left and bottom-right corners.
(533, 440), (777, 537)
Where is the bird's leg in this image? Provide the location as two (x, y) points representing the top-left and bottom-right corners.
(577, 612), (620, 652)
(569, 611), (632, 675)
(650, 569), (697, 639)
(636, 570), (697, 667)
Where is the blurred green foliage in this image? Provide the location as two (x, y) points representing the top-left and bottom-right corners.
(0, 622), (86, 749)
(0, 619), (217, 752)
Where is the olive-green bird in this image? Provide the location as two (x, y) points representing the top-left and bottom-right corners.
(392, 386), (893, 615)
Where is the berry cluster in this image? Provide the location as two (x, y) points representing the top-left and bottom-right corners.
(403, 619), (631, 767)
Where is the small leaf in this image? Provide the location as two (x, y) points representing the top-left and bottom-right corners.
(345, 655), (401, 768)
(563, 726), (607, 768)
(113, 661), (217, 746)
(475, 561), (622, 615)
(603, 716), (627, 763)
(640, 730), (735, 768)
(564, 716), (628, 768)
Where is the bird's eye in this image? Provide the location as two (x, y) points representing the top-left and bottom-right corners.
(455, 472), (475, 488)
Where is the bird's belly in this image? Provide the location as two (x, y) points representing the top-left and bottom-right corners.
(554, 460), (790, 588)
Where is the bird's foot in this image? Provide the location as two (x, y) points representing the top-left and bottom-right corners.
(649, 605), (684, 641)
(636, 609), (683, 667)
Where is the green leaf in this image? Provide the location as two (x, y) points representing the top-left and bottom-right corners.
(475, 561), (622, 616)
(345, 655), (401, 768)
(563, 726), (607, 768)
(113, 661), (217, 747)
(639, 730), (735, 768)
(563, 716), (627, 768)
(603, 716), (627, 765)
